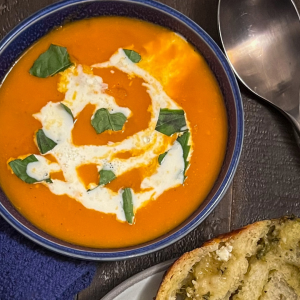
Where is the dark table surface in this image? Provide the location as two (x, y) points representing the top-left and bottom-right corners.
(1, 0), (300, 299)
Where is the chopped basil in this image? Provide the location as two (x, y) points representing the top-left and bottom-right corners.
(99, 169), (116, 186)
(122, 188), (134, 224)
(177, 131), (191, 179)
(9, 155), (52, 184)
(36, 129), (57, 154)
(158, 152), (168, 165)
(87, 169), (116, 191)
(29, 44), (73, 78)
(123, 49), (141, 63)
(61, 103), (74, 120)
(155, 109), (187, 136)
(202, 291), (211, 300)
(91, 108), (127, 134)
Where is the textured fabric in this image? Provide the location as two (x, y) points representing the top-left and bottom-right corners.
(0, 216), (97, 300)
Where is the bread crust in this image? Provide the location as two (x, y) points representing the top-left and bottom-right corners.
(156, 217), (300, 300)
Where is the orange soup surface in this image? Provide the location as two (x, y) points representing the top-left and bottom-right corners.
(0, 17), (227, 248)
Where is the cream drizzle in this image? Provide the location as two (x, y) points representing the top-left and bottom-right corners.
(14, 49), (193, 222)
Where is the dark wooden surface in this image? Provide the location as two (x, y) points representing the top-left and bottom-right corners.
(1, 0), (300, 299)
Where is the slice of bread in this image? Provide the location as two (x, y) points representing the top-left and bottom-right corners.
(156, 216), (300, 300)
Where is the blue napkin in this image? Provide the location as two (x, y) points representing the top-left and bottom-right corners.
(0, 216), (97, 300)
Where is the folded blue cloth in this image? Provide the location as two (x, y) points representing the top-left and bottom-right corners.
(0, 216), (97, 300)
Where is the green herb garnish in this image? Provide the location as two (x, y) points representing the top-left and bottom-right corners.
(122, 188), (134, 224)
(61, 103), (74, 120)
(36, 129), (57, 154)
(155, 109), (187, 136)
(202, 291), (211, 300)
(87, 169), (116, 191)
(9, 155), (52, 184)
(158, 152), (168, 165)
(177, 131), (191, 179)
(29, 44), (73, 78)
(123, 49), (141, 63)
(99, 169), (116, 186)
(91, 108), (127, 134)
(177, 131), (191, 176)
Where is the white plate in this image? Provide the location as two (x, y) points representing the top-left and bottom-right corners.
(101, 259), (175, 300)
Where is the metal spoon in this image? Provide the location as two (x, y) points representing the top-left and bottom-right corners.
(218, 0), (300, 141)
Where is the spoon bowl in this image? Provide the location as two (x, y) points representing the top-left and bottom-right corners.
(218, 0), (300, 135)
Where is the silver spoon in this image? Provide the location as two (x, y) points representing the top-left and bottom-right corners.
(218, 0), (300, 142)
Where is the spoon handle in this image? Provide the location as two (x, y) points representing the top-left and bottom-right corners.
(285, 111), (300, 148)
(292, 128), (300, 148)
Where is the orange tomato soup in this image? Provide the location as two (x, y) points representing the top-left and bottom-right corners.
(0, 17), (227, 248)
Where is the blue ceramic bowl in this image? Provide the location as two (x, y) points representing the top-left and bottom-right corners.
(0, 0), (243, 260)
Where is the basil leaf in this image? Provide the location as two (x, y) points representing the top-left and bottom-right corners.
(155, 109), (187, 136)
(99, 169), (116, 186)
(9, 155), (38, 184)
(29, 44), (73, 78)
(177, 131), (191, 178)
(158, 152), (168, 165)
(91, 108), (127, 134)
(122, 188), (134, 224)
(36, 129), (57, 154)
(202, 292), (211, 300)
(9, 155), (51, 184)
(61, 103), (74, 120)
(87, 169), (116, 191)
(123, 49), (141, 63)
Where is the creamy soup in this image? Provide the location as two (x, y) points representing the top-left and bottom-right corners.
(0, 17), (227, 248)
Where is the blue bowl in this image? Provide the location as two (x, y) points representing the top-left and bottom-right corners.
(0, 0), (243, 260)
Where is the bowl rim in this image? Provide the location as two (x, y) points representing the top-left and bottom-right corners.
(0, 0), (244, 260)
